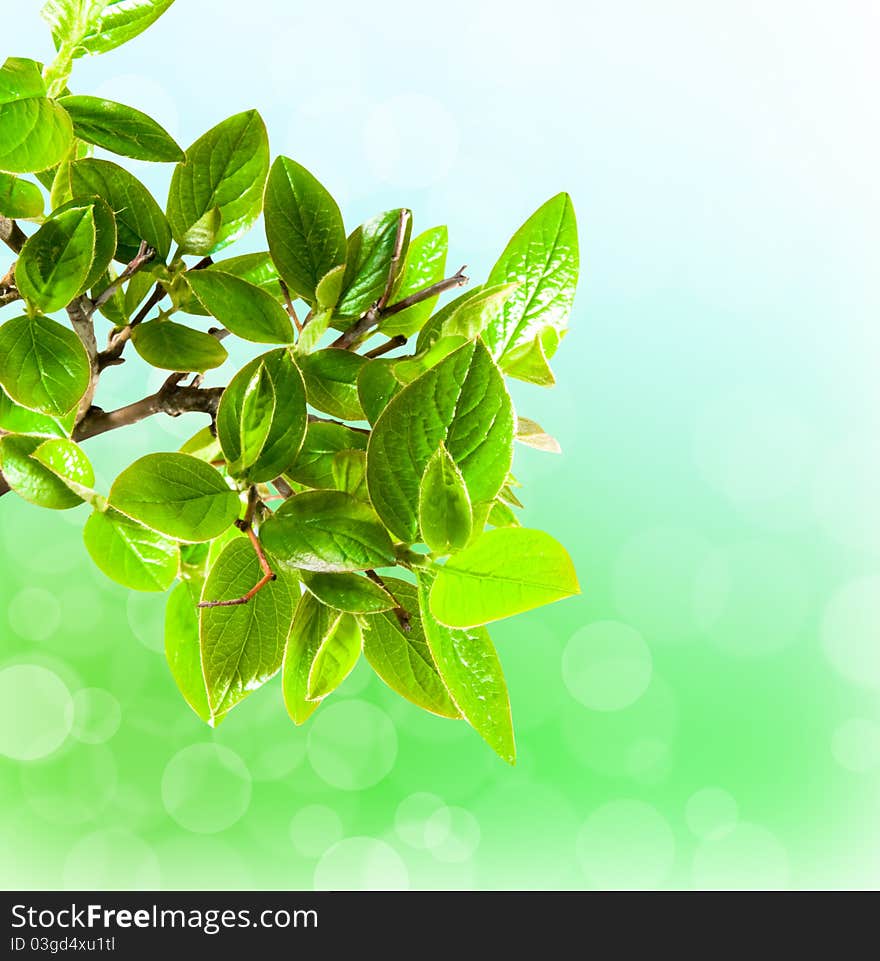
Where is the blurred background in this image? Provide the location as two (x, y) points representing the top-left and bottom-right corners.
(1, 0), (878, 889)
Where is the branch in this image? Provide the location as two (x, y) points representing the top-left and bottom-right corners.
(366, 569), (411, 632)
(364, 335), (406, 359)
(378, 209), (409, 311)
(0, 216), (27, 254)
(278, 279), (302, 333)
(91, 242), (155, 313)
(98, 281), (167, 369)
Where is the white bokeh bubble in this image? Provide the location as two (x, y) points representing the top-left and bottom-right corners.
(685, 787), (739, 840)
(813, 438), (880, 555)
(576, 800), (676, 889)
(831, 718), (880, 773)
(363, 94), (460, 189)
(625, 737), (674, 785)
(126, 591), (168, 654)
(70, 688), (122, 744)
(63, 829), (160, 890)
(425, 806), (481, 863)
(562, 620), (652, 711)
(692, 822), (789, 890)
(289, 805), (344, 858)
(694, 391), (814, 505)
(314, 837), (409, 891)
(7, 588), (62, 642)
(395, 793), (447, 849)
(821, 576), (880, 690)
(613, 527), (717, 644)
(156, 836), (253, 890)
(161, 744), (252, 833)
(307, 700), (397, 791)
(0, 664), (73, 760)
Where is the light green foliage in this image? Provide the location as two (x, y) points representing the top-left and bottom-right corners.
(0, 5), (580, 764)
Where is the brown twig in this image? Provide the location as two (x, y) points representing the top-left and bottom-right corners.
(74, 385), (225, 441)
(377, 209), (409, 311)
(198, 489), (277, 608)
(365, 569), (411, 632)
(91, 241), (155, 313)
(0, 216), (27, 254)
(278, 279), (302, 333)
(364, 335), (407, 359)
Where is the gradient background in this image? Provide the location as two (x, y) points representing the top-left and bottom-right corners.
(1, 0), (878, 890)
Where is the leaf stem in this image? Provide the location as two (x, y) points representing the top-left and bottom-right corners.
(366, 569), (411, 632)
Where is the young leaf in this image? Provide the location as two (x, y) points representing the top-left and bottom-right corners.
(164, 579), (215, 725)
(235, 363), (275, 475)
(362, 577), (460, 719)
(175, 252), (285, 315)
(299, 349), (367, 421)
(500, 326), (558, 386)
(315, 264), (346, 312)
(419, 443), (472, 555)
(215, 348), (308, 483)
(285, 421), (367, 490)
(264, 156), (346, 303)
(131, 320), (228, 372)
(43, 0), (177, 57)
(337, 209), (412, 318)
(83, 507), (178, 592)
(0, 172), (44, 219)
(0, 388), (74, 437)
(484, 192), (578, 360)
(29, 436), (100, 503)
(179, 425), (222, 463)
(421, 283), (519, 351)
(109, 452), (241, 541)
(0, 57), (73, 173)
(294, 308), (332, 355)
(71, 157), (172, 261)
(260, 490), (395, 573)
(331, 449), (368, 501)
(167, 109), (269, 255)
(357, 359), (402, 425)
(15, 205), (96, 313)
(301, 570), (395, 614)
(52, 195), (118, 294)
(199, 538), (294, 720)
(184, 270), (293, 344)
(282, 591), (339, 725)
(430, 527), (580, 628)
(307, 612), (361, 701)
(515, 416), (561, 454)
(366, 340), (514, 542)
(0, 433), (93, 510)
(416, 570), (515, 763)
(379, 226), (448, 337)
(488, 500), (520, 528)
(0, 314), (90, 416)
(58, 95), (184, 163)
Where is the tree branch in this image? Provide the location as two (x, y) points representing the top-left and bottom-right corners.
(378, 209), (409, 311)
(91, 241), (155, 313)
(0, 216), (27, 255)
(364, 335), (406, 359)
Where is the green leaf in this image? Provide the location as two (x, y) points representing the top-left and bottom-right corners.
(124, 266), (160, 316)
(501, 326), (558, 386)
(379, 226), (448, 337)
(28, 435), (99, 503)
(425, 283), (519, 351)
(366, 340), (514, 542)
(362, 577), (460, 718)
(357, 358), (402, 425)
(285, 421), (367, 490)
(264, 156), (346, 302)
(234, 363), (275, 475)
(83, 506), (178, 591)
(0, 314), (90, 415)
(178, 424), (222, 463)
(337, 209), (411, 318)
(487, 500), (520, 528)
(0, 387), (74, 437)
(0, 433), (92, 509)
(416, 570), (514, 762)
(71, 157), (172, 261)
(419, 443), (472, 555)
(59, 95), (183, 162)
(131, 320), (228, 372)
(164, 579), (215, 725)
(52, 195), (118, 294)
(216, 347), (308, 483)
(91, 267), (127, 326)
(331, 448), (368, 500)
(315, 264), (346, 312)
(44, 0), (177, 57)
(0, 172), (44, 218)
(301, 570), (395, 614)
(307, 612), (361, 701)
(176, 252), (286, 319)
(0, 433), (94, 510)
(199, 537), (294, 720)
(430, 527), (579, 628)
(177, 206), (220, 255)
(109, 452), (241, 541)
(299, 348), (367, 421)
(294, 308), (332, 356)
(282, 591), (339, 724)
(0, 58), (73, 173)
(260, 489), (395, 573)
(15, 205), (96, 313)
(516, 415), (561, 454)
(484, 192), (578, 360)
(167, 109), (269, 255)
(184, 270), (293, 344)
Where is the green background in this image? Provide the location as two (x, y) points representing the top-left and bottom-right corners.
(2, 0), (878, 890)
